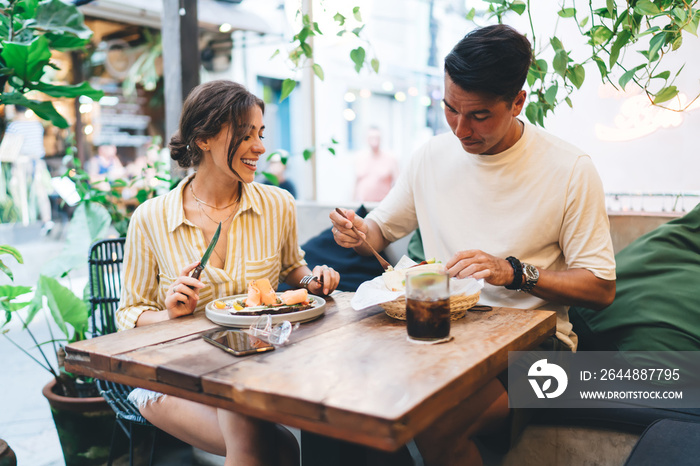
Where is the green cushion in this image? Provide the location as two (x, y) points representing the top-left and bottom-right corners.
(570, 204), (700, 351)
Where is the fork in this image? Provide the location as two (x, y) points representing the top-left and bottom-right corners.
(335, 208), (393, 271)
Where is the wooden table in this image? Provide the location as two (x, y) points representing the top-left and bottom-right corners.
(65, 292), (555, 462)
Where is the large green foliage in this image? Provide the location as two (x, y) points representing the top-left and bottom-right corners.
(0, 0), (103, 128)
(473, 0), (700, 126)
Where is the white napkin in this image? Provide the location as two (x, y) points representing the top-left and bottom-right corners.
(350, 256), (484, 311)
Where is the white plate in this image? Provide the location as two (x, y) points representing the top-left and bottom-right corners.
(205, 293), (326, 328)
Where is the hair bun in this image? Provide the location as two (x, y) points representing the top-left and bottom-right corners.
(169, 132), (192, 168)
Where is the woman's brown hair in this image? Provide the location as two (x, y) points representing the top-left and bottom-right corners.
(169, 80), (264, 177)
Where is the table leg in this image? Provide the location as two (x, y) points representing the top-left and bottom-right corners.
(300, 431), (421, 466)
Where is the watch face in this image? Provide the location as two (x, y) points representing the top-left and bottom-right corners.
(524, 263), (539, 280)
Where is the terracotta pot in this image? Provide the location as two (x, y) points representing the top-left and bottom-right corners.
(42, 378), (116, 465)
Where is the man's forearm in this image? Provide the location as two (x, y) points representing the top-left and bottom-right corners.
(531, 268), (616, 310)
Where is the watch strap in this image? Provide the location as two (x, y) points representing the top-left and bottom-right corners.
(504, 256), (523, 290)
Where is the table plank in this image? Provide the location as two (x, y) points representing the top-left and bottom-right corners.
(65, 294), (556, 452)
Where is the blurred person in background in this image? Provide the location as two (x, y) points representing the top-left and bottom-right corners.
(5, 105), (53, 234)
(353, 125), (399, 203)
(87, 143), (125, 184)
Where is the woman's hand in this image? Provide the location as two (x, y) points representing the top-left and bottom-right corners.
(165, 261), (205, 319)
(306, 265), (340, 296)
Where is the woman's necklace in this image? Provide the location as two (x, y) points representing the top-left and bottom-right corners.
(195, 200), (236, 226)
(190, 182), (238, 210)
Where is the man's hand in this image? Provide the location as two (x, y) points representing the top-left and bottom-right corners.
(165, 261), (205, 319)
(329, 208), (369, 249)
(446, 249), (515, 286)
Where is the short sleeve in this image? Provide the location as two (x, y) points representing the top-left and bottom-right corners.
(560, 156), (616, 280)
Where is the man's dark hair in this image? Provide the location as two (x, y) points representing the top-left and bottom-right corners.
(444, 24), (532, 102)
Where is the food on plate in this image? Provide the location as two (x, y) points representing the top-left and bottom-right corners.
(211, 286), (315, 317)
(382, 262), (445, 291)
(246, 278), (278, 306)
(213, 300), (227, 309)
(280, 288), (309, 305)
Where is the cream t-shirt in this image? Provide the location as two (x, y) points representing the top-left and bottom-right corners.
(367, 122), (616, 350)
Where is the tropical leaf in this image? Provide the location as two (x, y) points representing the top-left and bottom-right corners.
(1, 35), (51, 83)
(279, 78), (296, 103)
(34, 0), (93, 39)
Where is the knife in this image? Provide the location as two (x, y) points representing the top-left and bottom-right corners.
(192, 222), (222, 280)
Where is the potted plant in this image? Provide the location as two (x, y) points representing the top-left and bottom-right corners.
(1, 199), (118, 465)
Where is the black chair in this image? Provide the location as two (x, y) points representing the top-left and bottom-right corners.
(88, 238), (158, 466)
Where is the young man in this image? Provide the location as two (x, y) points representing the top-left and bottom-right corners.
(330, 24), (616, 464)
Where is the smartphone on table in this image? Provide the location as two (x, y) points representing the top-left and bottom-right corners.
(202, 329), (275, 356)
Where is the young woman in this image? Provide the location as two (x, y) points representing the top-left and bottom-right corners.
(117, 80), (340, 466)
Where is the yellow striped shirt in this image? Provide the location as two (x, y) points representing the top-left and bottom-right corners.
(116, 174), (306, 330)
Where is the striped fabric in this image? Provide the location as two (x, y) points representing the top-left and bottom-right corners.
(116, 174), (306, 330)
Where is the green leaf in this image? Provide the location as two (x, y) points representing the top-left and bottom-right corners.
(606, 0), (615, 19)
(334, 13), (346, 26)
(0, 94), (69, 128)
(648, 32), (667, 62)
(44, 32), (89, 51)
(565, 96), (573, 108)
(327, 147), (336, 155)
(609, 29), (631, 68)
(653, 85), (678, 104)
(579, 16), (589, 28)
(279, 78), (296, 103)
(14, 0), (39, 19)
(0, 245), (23, 282)
(558, 8), (576, 18)
(312, 63), (324, 81)
(466, 7), (476, 21)
(261, 172), (279, 186)
(313, 22), (322, 35)
(552, 50), (569, 77)
(589, 25), (614, 46)
(511, 2), (526, 15)
(270, 49), (280, 60)
(0, 245), (23, 264)
(592, 56), (608, 79)
(634, 0), (660, 16)
(525, 102), (539, 125)
(1, 35), (51, 83)
(618, 64), (645, 89)
(34, 0), (93, 40)
(671, 34), (682, 51)
(302, 148), (314, 161)
(0, 285), (32, 313)
(568, 64), (585, 89)
(331, 138), (339, 144)
(353, 6), (362, 22)
(682, 11), (699, 35)
(37, 275), (88, 342)
(352, 26), (364, 37)
(30, 81), (104, 100)
(350, 46), (365, 73)
(370, 58), (379, 73)
(550, 36), (565, 52)
(300, 42), (312, 58)
(652, 70), (670, 80)
(544, 83), (558, 105)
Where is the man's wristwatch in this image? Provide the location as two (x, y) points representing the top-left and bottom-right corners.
(519, 263), (540, 293)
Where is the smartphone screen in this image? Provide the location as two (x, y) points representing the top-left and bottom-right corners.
(202, 329), (275, 356)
